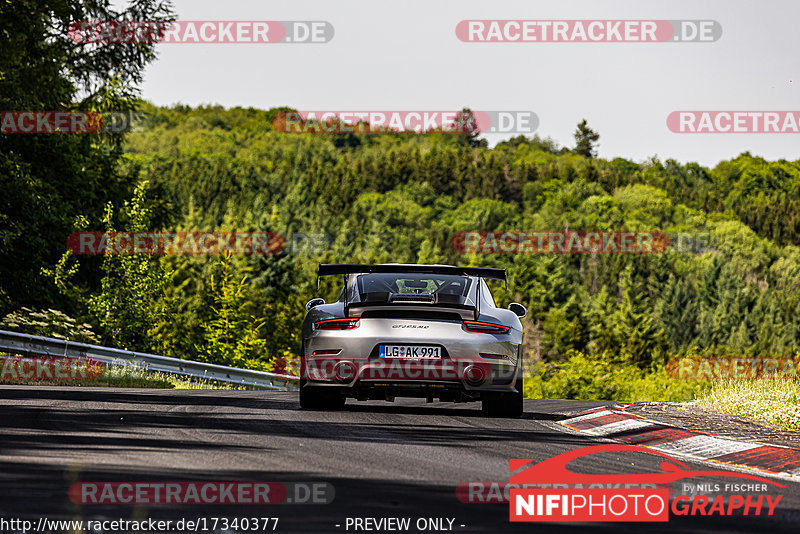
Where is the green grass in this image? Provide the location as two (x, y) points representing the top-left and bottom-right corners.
(696, 379), (800, 431)
(523, 353), (800, 433)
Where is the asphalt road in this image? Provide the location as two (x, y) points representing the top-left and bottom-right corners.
(0, 387), (798, 533)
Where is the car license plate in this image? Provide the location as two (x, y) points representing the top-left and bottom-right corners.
(379, 345), (441, 359)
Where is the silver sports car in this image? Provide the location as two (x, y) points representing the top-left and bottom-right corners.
(300, 264), (527, 417)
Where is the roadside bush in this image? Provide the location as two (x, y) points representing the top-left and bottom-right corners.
(194, 253), (272, 372)
(524, 350), (704, 402)
(0, 307), (100, 344)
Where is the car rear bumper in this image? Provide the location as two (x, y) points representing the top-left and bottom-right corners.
(301, 355), (519, 393)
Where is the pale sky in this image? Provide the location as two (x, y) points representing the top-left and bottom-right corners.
(119, 0), (800, 166)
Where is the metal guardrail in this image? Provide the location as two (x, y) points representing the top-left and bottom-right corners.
(0, 329), (299, 391)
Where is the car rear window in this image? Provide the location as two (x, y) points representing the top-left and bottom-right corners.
(354, 273), (474, 306)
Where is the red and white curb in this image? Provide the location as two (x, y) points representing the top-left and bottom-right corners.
(558, 405), (800, 480)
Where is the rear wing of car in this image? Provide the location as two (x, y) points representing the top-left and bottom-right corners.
(317, 263), (507, 281)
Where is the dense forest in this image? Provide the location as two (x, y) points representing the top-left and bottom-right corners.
(6, 101), (800, 398)
(3, 1), (800, 399)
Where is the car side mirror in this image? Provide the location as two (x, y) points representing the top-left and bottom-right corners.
(508, 302), (527, 318)
(305, 298), (325, 311)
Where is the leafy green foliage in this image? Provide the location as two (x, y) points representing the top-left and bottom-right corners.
(85, 181), (174, 351)
(0, 0), (174, 314)
(195, 254), (271, 372)
(525, 351), (704, 402)
(0, 307), (99, 343)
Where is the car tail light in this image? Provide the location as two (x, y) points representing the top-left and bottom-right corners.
(312, 349), (342, 356)
(463, 321), (510, 335)
(314, 318), (360, 330)
(480, 353), (508, 359)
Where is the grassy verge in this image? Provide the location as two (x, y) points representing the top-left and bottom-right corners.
(696, 379), (800, 432)
(523, 351), (800, 432)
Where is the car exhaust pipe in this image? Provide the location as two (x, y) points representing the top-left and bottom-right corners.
(462, 364), (487, 386)
(333, 360), (358, 384)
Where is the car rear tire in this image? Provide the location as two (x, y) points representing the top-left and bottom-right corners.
(299, 380), (346, 411)
(299, 341), (346, 410)
(482, 377), (523, 418)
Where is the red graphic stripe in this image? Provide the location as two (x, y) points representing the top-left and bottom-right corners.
(712, 445), (800, 473)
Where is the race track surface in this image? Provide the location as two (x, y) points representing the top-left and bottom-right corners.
(0, 387), (797, 533)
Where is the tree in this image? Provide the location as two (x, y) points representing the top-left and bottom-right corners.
(655, 275), (698, 352)
(87, 181), (175, 352)
(455, 107), (488, 148)
(195, 253), (271, 371)
(0, 0), (175, 314)
(573, 119), (600, 158)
